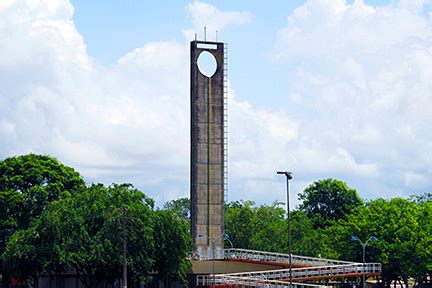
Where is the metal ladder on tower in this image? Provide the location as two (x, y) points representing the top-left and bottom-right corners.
(223, 43), (228, 204)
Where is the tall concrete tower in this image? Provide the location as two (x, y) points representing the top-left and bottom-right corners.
(190, 40), (226, 260)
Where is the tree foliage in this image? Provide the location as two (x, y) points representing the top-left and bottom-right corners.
(0, 154), (85, 287)
(1, 154), (191, 287)
(3, 184), (157, 287)
(249, 202), (288, 253)
(2, 154), (431, 287)
(0, 154), (85, 229)
(225, 201), (329, 256)
(153, 209), (191, 286)
(298, 178), (363, 228)
(225, 200), (289, 252)
(225, 183), (431, 287)
(163, 197), (191, 221)
(290, 210), (332, 258)
(322, 197), (432, 287)
(224, 201), (255, 249)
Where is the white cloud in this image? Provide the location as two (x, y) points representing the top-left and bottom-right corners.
(0, 0), (15, 11)
(1, 0), (431, 207)
(0, 0), (294, 206)
(183, 1), (253, 40)
(398, 0), (431, 12)
(271, 0), (432, 199)
(404, 171), (429, 189)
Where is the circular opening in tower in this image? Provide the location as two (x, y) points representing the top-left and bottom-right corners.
(197, 51), (217, 77)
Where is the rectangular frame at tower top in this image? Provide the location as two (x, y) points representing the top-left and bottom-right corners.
(190, 40), (225, 260)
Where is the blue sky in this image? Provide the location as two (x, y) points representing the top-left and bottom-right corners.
(70, 0), (394, 109)
(70, 1), (392, 64)
(0, 0), (431, 207)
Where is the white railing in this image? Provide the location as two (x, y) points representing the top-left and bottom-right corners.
(197, 275), (331, 287)
(196, 249), (382, 287)
(197, 263), (381, 286)
(223, 262), (382, 280)
(224, 248), (354, 267)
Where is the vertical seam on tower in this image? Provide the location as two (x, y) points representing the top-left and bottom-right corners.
(207, 76), (212, 247)
(209, 77), (213, 245)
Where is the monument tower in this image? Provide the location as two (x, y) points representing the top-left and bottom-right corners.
(190, 40), (227, 260)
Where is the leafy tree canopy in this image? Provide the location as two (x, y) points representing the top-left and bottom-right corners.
(225, 200), (256, 249)
(0, 154), (85, 229)
(153, 209), (191, 286)
(326, 197), (432, 287)
(3, 183), (156, 287)
(298, 178), (363, 228)
(163, 197), (191, 221)
(0, 154), (85, 286)
(1, 154), (192, 287)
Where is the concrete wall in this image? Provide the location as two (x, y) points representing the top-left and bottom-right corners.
(190, 40), (225, 260)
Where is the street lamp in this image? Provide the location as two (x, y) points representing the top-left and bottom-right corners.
(198, 233), (230, 287)
(277, 171), (293, 288)
(351, 236), (378, 288)
(224, 236), (234, 249)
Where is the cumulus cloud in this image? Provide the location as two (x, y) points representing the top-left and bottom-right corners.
(404, 171), (429, 189)
(271, 0), (432, 198)
(1, 0), (430, 207)
(0, 1), (190, 204)
(183, 1), (253, 40)
(0, 0), (296, 206)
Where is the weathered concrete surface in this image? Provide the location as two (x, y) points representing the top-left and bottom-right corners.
(190, 40), (225, 260)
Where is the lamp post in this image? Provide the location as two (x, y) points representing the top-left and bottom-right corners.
(351, 236), (378, 288)
(225, 237), (234, 249)
(277, 171), (293, 288)
(112, 207), (136, 288)
(198, 233), (230, 287)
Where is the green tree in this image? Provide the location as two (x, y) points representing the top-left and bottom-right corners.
(226, 201), (331, 257)
(2, 183), (156, 287)
(0, 154), (85, 228)
(328, 198), (424, 287)
(153, 209), (191, 286)
(1, 223), (57, 287)
(0, 190), (21, 247)
(411, 192), (432, 204)
(225, 201), (256, 249)
(0, 154), (85, 287)
(291, 210), (331, 258)
(163, 197), (191, 221)
(249, 202), (287, 253)
(411, 200), (432, 287)
(298, 178), (363, 228)
(56, 183), (156, 287)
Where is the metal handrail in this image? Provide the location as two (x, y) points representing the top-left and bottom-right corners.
(224, 248), (354, 267)
(196, 249), (382, 287)
(197, 261), (381, 286)
(197, 275), (331, 287)
(223, 262), (382, 280)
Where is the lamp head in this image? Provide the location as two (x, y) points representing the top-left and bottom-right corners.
(351, 236), (359, 241)
(277, 171), (293, 180)
(223, 233), (229, 239)
(371, 236), (378, 241)
(198, 234), (205, 238)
